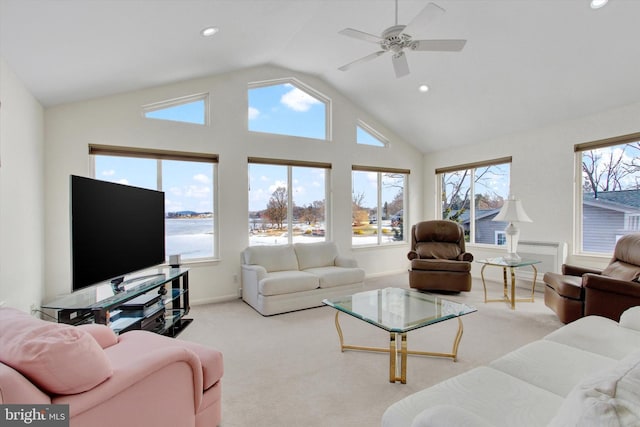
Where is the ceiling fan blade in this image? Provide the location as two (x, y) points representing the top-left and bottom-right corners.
(392, 51), (410, 78)
(411, 39), (467, 52)
(338, 28), (382, 44)
(403, 2), (445, 36)
(338, 51), (386, 72)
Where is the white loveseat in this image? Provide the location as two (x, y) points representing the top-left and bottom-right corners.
(383, 307), (640, 427)
(241, 242), (365, 316)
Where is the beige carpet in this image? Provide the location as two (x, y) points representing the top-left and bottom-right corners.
(178, 273), (563, 427)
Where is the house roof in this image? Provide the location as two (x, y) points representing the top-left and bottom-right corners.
(1, 0), (640, 153)
(583, 189), (640, 213)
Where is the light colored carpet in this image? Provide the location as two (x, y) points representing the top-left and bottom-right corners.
(178, 273), (563, 427)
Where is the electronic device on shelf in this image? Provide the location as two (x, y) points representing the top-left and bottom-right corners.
(70, 175), (166, 293)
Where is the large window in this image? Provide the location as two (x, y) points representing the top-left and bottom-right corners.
(352, 166), (407, 246)
(575, 133), (640, 254)
(248, 79), (330, 140)
(90, 145), (218, 261)
(248, 158), (329, 246)
(438, 158), (511, 244)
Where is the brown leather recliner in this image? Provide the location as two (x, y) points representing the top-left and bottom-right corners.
(544, 232), (640, 323)
(407, 220), (473, 292)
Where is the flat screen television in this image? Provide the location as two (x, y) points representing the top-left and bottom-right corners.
(70, 175), (166, 292)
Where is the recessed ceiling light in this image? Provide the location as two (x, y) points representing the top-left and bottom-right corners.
(201, 26), (219, 37)
(590, 0), (608, 9)
(419, 84), (429, 93)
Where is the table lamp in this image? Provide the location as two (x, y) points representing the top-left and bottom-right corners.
(492, 195), (532, 263)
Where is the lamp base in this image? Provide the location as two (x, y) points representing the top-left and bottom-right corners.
(503, 252), (522, 264)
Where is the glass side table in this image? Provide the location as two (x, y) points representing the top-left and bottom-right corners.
(477, 257), (541, 310)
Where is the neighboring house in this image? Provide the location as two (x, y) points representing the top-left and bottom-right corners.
(449, 208), (504, 245)
(583, 190), (640, 253)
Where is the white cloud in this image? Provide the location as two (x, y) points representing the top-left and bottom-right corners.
(117, 179), (129, 185)
(185, 185), (210, 199)
(248, 106), (260, 120)
(269, 180), (287, 193)
(280, 87), (321, 112)
(102, 169), (115, 176)
(193, 173), (210, 184)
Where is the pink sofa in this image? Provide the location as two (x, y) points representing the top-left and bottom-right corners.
(0, 307), (223, 427)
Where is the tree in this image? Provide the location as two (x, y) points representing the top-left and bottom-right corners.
(265, 187), (287, 229)
(352, 191), (368, 226)
(582, 143), (640, 197)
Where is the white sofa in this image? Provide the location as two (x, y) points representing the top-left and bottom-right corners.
(241, 242), (365, 316)
(383, 307), (640, 427)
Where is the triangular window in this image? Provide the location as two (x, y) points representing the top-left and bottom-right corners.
(143, 93), (208, 125)
(357, 122), (388, 147)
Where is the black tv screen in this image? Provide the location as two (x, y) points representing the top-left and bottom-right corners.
(70, 175), (166, 292)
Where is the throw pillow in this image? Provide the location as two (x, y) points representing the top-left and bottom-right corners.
(0, 307), (113, 395)
(548, 349), (640, 427)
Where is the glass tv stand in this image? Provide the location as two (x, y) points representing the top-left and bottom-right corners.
(42, 267), (190, 337)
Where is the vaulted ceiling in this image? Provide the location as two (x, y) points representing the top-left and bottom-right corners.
(1, 0), (639, 153)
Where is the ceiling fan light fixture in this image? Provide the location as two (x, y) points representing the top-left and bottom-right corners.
(590, 0), (608, 9)
(419, 84), (429, 93)
(200, 26), (219, 37)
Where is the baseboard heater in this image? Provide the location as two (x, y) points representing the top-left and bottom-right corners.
(514, 240), (568, 283)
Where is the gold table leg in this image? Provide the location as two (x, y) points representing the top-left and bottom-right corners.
(482, 264), (538, 309)
(333, 312), (463, 384)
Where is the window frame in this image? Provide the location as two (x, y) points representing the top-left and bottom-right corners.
(89, 144), (219, 262)
(573, 132), (640, 256)
(141, 92), (210, 126)
(351, 165), (409, 247)
(247, 77), (332, 141)
(436, 156), (512, 246)
(248, 157), (331, 246)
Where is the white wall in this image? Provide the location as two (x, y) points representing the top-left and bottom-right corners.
(423, 99), (640, 279)
(44, 64), (423, 304)
(0, 57), (45, 312)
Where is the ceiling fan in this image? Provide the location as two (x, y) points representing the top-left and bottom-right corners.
(337, 0), (466, 78)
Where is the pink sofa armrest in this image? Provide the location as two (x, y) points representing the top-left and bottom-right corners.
(78, 324), (118, 349)
(55, 337), (204, 417)
(0, 363), (51, 404)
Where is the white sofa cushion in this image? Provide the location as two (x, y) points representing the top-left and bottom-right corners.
(304, 266), (365, 288)
(490, 340), (616, 397)
(294, 242), (337, 270)
(410, 405), (494, 427)
(544, 314), (640, 360)
(259, 271), (319, 296)
(548, 349), (640, 427)
(620, 306), (640, 332)
(243, 245), (299, 272)
(382, 366), (563, 427)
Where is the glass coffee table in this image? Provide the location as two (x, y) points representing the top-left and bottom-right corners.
(323, 288), (476, 384)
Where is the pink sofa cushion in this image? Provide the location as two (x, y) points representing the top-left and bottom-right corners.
(0, 308), (113, 395)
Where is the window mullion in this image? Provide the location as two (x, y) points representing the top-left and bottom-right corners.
(287, 166), (293, 244)
(377, 172), (383, 245)
(157, 159), (163, 190)
(469, 169), (476, 244)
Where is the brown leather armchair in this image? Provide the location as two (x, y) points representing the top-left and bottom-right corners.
(544, 232), (640, 323)
(407, 220), (473, 292)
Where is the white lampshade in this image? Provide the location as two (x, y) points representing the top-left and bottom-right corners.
(493, 196), (532, 223)
(492, 196), (532, 263)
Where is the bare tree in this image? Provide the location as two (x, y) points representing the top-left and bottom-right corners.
(266, 187), (287, 229)
(352, 191), (368, 226)
(582, 143), (640, 197)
